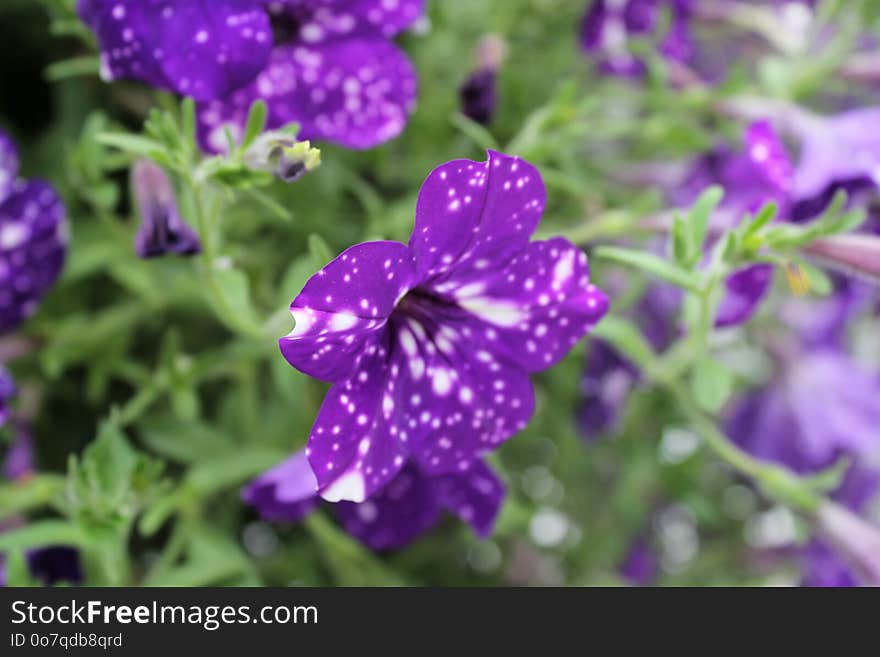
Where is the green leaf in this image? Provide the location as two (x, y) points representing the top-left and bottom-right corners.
(594, 245), (702, 292)
(185, 448), (288, 496)
(241, 100), (269, 151)
(308, 233), (335, 268)
(181, 97), (197, 151)
(686, 186), (724, 264)
(0, 521), (87, 551)
(450, 112), (500, 151)
(211, 266), (263, 336)
(138, 417), (236, 464)
(97, 133), (165, 160)
(589, 315), (656, 371)
(691, 358), (734, 413)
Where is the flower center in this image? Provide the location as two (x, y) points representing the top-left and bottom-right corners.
(268, 7), (309, 46)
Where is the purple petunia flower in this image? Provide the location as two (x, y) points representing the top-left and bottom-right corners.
(0, 129), (67, 334)
(459, 35), (507, 126)
(76, 0), (275, 102)
(790, 107), (880, 219)
(726, 348), (880, 586)
(131, 159), (201, 258)
(580, 0), (694, 77)
(618, 538), (658, 586)
(1, 431), (82, 587)
(197, 0), (423, 151)
(0, 366), (14, 429)
(244, 448), (505, 550)
(676, 120), (794, 327)
(727, 350), (880, 472)
(278, 150), (609, 502)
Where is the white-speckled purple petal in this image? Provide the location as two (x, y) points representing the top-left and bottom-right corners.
(433, 459), (505, 537)
(279, 241), (418, 383)
(77, 0), (273, 101)
(434, 238), (609, 372)
(0, 180), (67, 333)
(409, 150), (547, 281)
(197, 38), (417, 151)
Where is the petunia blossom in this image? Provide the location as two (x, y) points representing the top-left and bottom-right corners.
(580, 0), (694, 78)
(197, 0), (423, 151)
(279, 150), (609, 502)
(0, 129), (67, 334)
(1, 431), (83, 587)
(76, 0), (275, 102)
(131, 160), (201, 258)
(243, 448), (505, 550)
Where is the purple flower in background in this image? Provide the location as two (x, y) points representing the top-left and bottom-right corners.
(197, 0), (423, 151)
(460, 35), (507, 126)
(727, 350), (880, 472)
(25, 548), (83, 587)
(278, 151), (608, 502)
(618, 538), (658, 586)
(2, 429), (33, 481)
(0, 367), (14, 428)
(580, 0), (694, 77)
(0, 129), (67, 334)
(1, 432), (82, 587)
(791, 107), (880, 219)
(677, 120), (794, 327)
(244, 448), (505, 550)
(726, 348), (880, 585)
(132, 160), (201, 258)
(76, 0), (275, 101)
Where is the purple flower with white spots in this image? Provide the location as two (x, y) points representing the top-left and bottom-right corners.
(132, 159), (201, 258)
(676, 120), (794, 327)
(76, 0), (275, 102)
(0, 366), (14, 429)
(0, 129), (67, 334)
(580, 0), (694, 78)
(197, 0), (423, 151)
(279, 151), (609, 502)
(244, 448), (505, 550)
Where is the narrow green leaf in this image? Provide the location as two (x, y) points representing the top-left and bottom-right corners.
(691, 357), (734, 413)
(241, 100), (268, 151)
(595, 245), (702, 291)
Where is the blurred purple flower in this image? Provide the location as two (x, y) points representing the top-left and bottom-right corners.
(278, 151), (608, 502)
(77, 0), (274, 102)
(791, 107), (880, 210)
(727, 347), (880, 586)
(197, 0), (422, 151)
(132, 160), (201, 259)
(0, 129), (67, 334)
(580, 0), (694, 77)
(1, 431), (82, 587)
(727, 350), (880, 472)
(2, 429), (33, 481)
(244, 448), (505, 550)
(460, 35), (507, 126)
(0, 366), (14, 428)
(618, 538), (658, 586)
